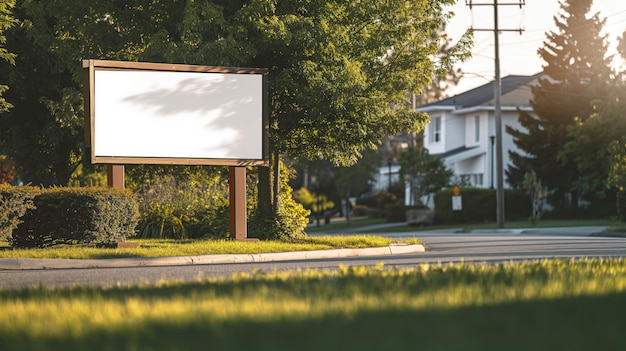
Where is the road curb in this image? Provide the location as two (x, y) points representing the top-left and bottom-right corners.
(0, 244), (425, 270)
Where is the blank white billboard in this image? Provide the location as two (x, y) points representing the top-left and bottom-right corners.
(83, 60), (268, 166)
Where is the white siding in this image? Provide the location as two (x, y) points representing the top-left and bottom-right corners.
(445, 114), (465, 151)
(465, 114), (484, 147)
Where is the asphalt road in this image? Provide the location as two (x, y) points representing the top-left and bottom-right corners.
(1, 226), (625, 290)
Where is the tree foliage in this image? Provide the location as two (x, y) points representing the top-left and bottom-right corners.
(0, 0), (15, 114)
(334, 149), (381, 200)
(399, 137), (452, 207)
(523, 170), (548, 222)
(0, 0), (470, 186)
(0, 1), (470, 238)
(506, 0), (613, 207)
(248, 0), (471, 165)
(559, 83), (626, 198)
(414, 23), (463, 106)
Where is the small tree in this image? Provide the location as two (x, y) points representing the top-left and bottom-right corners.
(523, 170), (548, 224)
(608, 139), (626, 221)
(293, 187), (335, 215)
(399, 139), (452, 207)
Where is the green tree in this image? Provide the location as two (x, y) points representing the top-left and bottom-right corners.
(608, 139), (626, 221)
(0, 0), (15, 114)
(506, 0), (613, 207)
(415, 23), (463, 106)
(0, 0), (155, 185)
(246, 0), (471, 218)
(399, 137), (452, 207)
(0, 0), (15, 184)
(335, 149), (380, 200)
(559, 83), (626, 199)
(249, 0), (471, 165)
(523, 170), (548, 223)
(0, 1), (470, 237)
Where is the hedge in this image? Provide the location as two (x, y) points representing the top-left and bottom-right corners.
(383, 204), (426, 223)
(10, 187), (139, 248)
(0, 184), (41, 242)
(434, 188), (531, 224)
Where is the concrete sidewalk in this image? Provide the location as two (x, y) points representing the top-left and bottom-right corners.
(0, 243), (425, 270)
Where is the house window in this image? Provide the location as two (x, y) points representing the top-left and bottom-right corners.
(460, 173), (484, 187)
(475, 115), (480, 142)
(429, 116), (441, 143)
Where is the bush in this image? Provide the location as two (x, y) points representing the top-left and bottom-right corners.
(618, 191), (626, 222)
(351, 205), (368, 217)
(434, 188), (530, 224)
(10, 187), (139, 248)
(366, 208), (382, 219)
(0, 185), (40, 242)
(383, 204), (429, 223)
(544, 190), (618, 220)
(136, 174), (230, 239)
(249, 165), (310, 241)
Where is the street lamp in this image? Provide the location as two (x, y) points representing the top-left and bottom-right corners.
(490, 135), (495, 189)
(387, 158), (392, 192)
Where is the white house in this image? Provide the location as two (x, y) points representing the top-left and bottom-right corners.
(418, 73), (542, 190)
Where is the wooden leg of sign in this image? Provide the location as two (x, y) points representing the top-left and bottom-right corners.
(107, 165), (125, 189)
(229, 166), (250, 241)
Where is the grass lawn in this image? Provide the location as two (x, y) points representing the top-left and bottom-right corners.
(1, 259), (626, 350)
(309, 217), (621, 233)
(304, 216), (382, 233)
(0, 235), (422, 260)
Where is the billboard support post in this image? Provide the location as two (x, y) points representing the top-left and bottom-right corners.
(106, 165), (125, 189)
(229, 167), (248, 241)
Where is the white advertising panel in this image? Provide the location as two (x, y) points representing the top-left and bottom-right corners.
(83, 60), (268, 166)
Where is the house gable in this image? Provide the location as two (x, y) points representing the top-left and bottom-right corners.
(418, 72), (542, 189)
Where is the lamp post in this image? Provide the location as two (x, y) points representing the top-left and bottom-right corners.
(316, 181), (321, 227)
(490, 135), (495, 189)
(387, 158), (392, 192)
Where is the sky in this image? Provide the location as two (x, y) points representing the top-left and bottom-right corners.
(443, 0), (626, 96)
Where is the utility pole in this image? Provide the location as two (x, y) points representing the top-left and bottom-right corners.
(466, 0), (524, 228)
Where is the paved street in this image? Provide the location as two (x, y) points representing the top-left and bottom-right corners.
(1, 226), (625, 290)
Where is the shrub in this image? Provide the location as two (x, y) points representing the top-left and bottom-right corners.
(0, 185), (40, 242)
(351, 205), (368, 217)
(384, 204), (409, 222)
(10, 187), (139, 248)
(136, 174), (230, 239)
(366, 208), (382, 219)
(251, 192), (310, 241)
(383, 204), (428, 222)
(249, 165), (310, 241)
(434, 188), (530, 224)
(618, 191), (626, 222)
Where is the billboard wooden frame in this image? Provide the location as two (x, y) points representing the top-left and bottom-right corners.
(82, 59), (269, 167)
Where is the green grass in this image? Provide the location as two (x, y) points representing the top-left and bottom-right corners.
(304, 216), (383, 233)
(366, 218), (620, 233)
(304, 216), (619, 234)
(1, 259), (626, 350)
(0, 235), (422, 260)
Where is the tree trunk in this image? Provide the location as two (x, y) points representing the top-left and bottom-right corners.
(257, 165), (273, 219)
(272, 151), (280, 213)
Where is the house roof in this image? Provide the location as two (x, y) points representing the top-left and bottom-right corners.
(418, 72), (543, 111)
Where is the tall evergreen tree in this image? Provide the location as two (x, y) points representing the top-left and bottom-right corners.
(506, 0), (613, 207)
